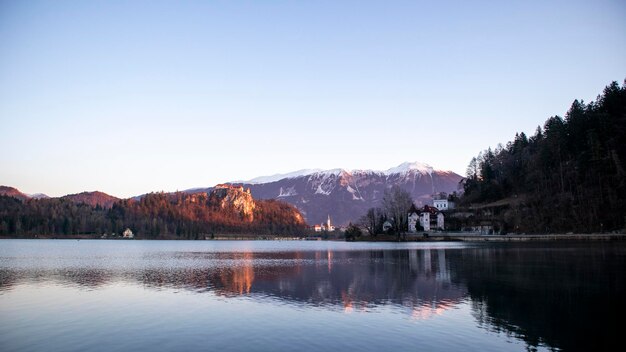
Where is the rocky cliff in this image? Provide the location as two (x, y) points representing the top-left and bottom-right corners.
(209, 184), (256, 222)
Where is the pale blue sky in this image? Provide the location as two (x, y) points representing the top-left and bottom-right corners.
(1, 0), (625, 198)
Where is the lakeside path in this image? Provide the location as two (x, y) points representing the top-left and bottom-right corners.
(405, 233), (626, 242)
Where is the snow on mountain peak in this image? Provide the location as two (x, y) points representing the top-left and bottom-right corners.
(318, 168), (344, 177)
(237, 162), (438, 185)
(29, 193), (50, 199)
(384, 161), (434, 175)
(244, 169), (323, 184)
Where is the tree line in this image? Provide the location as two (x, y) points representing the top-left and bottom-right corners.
(460, 80), (626, 233)
(0, 192), (306, 238)
(359, 186), (414, 237)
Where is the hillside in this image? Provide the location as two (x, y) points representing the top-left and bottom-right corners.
(0, 185), (306, 237)
(0, 186), (30, 201)
(62, 191), (119, 209)
(459, 80), (626, 233)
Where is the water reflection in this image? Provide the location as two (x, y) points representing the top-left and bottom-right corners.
(216, 252), (255, 295)
(1, 241), (624, 351)
(0, 248), (466, 315)
(210, 249), (465, 314)
(446, 244), (626, 352)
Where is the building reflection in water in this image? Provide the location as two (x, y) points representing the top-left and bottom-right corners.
(207, 249), (465, 318)
(0, 248), (465, 318)
(2, 243), (623, 352)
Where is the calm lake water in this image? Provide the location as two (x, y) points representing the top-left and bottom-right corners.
(0, 240), (624, 352)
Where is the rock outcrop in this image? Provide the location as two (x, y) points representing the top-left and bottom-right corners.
(209, 184), (256, 221)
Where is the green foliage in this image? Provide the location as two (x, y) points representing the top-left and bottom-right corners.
(461, 80), (626, 233)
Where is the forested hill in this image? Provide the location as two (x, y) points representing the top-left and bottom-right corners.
(460, 80), (626, 233)
(0, 185), (307, 238)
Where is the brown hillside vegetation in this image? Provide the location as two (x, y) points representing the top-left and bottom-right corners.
(0, 185), (306, 238)
(0, 186), (30, 201)
(62, 191), (119, 209)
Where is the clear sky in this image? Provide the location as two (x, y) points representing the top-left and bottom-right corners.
(1, 0), (625, 198)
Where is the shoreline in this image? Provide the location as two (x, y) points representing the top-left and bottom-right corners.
(356, 232), (626, 242)
(1, 233), (626, 242)
(395, 233), (626, 242)
(0, 234), (306, 241)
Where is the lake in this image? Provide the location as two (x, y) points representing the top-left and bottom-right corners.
(0, 240), (624, 351)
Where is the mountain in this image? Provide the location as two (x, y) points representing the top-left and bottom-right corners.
(0, 187), (117, 208)
(61, 191), (119, 209)
(0, 186), (120, 209)
(190, 162), (463, 226)
(109, 185), (306, 237)
(0, 186), (30, 201)
(0, 185), (306, 237)
(239, 169), (323, 184)
(2, 161), (462, 228)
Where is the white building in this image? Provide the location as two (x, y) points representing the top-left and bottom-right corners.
(420, 212), (431, 231)
(382, 220), (393, 232)
(408, 212), (419, 233)
(123, 228), (134, 238)
(315, 215), (335, 232)
(433, 199), (455, 211)
(408, 205), (445, 232)
(325, 215), (335, 231)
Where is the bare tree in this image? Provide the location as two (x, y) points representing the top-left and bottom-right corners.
(359, 207), (384, 236)
(382, 186), (413, 233)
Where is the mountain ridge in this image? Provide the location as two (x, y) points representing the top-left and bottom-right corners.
(61, 191), (120, 209)
(0, 186), (119, 209)
(189, 161), (463, 226)
(1, 161), (463, 227)
(237, 161), (451, 184)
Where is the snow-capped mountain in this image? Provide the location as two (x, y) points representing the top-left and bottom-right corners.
(191, 162), (463, 226)
(241, 169), (323, 184)
(241, 162), (437, 184)
(383, 161), (434, 175)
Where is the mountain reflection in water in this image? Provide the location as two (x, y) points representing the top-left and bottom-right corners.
(1, 241), (624, 351)
(1, 248), (466, 315)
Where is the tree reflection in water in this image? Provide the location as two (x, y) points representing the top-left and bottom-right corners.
(447, 243), (626, 351)
(1, 242), (624, 351)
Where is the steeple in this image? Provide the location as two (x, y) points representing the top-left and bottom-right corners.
(327, 214), (331, 229)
